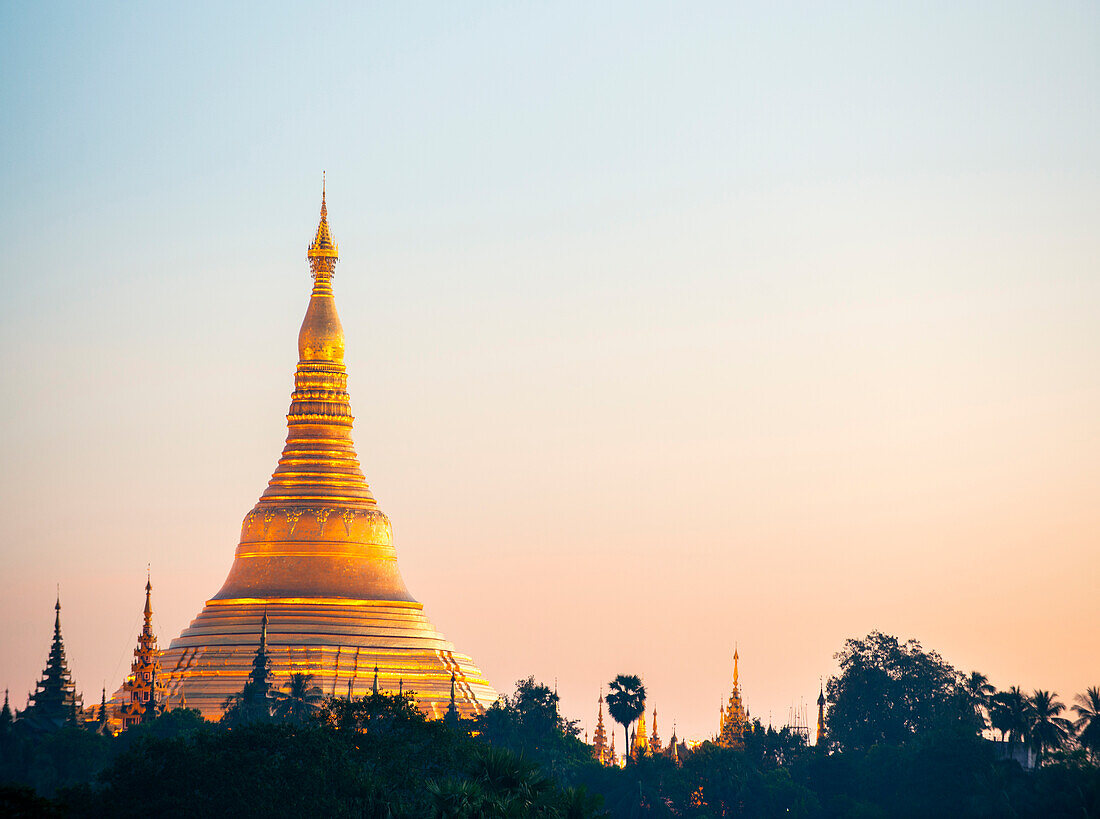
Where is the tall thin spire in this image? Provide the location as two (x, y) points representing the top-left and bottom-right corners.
(593, 690), (609, 765)
(372, 665), (379, 695)
(445, 672), (459, 725)
(25, 594), (83, 729)
(0, 688), (13, 732)
(307, 176), (339, 277)
(816, 678), (827, 748)
(719, 646), (746, 750)
(119, 574), (164, 729)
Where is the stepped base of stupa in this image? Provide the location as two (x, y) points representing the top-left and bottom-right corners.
(160, 598), (497, 720)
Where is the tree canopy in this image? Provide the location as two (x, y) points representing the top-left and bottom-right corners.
(825, 631), (976, 752)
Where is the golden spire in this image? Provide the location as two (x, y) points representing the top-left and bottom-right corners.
(307, 174), (339, 277)
(719, 646), (746, 750)
(593, 690), (609, 765)
(243, 179), (380, 512)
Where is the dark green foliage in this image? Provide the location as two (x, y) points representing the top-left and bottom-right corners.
(742, 720), (811, 769)
(2, 652), (1098, 818)
(1074, 687), (1100, 761)
(825, 631), (977, 752)
(0, 725), (113, 798)
(475, 677), (593, 781)
(271, 673), (324, 725)
(990, 685), (1033, 745)
(0, 784), (64, 818)
(605, 675), (646, 762)
(53, 695), (603, 818)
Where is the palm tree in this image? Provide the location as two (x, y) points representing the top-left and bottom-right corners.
(272, 673), (323, 724)
(990, 686), (1032, 747)
(961, 671), (995, 729)
(605, 674), (646, 763)
(1072, 686), (1100, 762)
(1029, 690), (1072, 762)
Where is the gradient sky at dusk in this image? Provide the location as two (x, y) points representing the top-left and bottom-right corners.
(1, 2), (1098, 740)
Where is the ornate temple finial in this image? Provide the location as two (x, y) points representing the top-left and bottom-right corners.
(593, 688), (609, 765)
(307, 177), (339, 277)
(260, 609), (268, 651)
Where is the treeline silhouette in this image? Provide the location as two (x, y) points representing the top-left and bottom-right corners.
(0, 630), (1098, 817)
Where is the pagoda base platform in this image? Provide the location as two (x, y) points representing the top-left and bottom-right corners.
(156, 598), (498, 720)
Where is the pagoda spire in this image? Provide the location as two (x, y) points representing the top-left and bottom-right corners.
(816, 679), (827, 748)
(719, 646), (747, 750)
(119, 574), (165, 729)
(307, 174), (339, 278)
(592, 691), (609, 765)
(632, 704), (649, 759)
(650, 705), (662, 754)
(23, 593), (83, 730)
(0, 689), (13, 732)
(444, 672), (459, 725)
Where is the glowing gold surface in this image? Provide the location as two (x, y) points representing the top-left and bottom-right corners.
(158, 190), (497, 719)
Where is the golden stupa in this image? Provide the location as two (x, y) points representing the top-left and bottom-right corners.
(157, 186), (498, 719)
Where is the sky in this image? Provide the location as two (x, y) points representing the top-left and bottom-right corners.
(0, 1), (1098, 741)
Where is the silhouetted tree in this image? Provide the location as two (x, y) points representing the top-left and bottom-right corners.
(1029, 690), (1072, 762)
(272, 673), (323, 725)
(825, 631), (973, 752)
(1072, 686), (1100, 762)
(475, 676), (590, 779)
(991, 686), (1033, 747)
(605, 675), (646, 764)
(961, 670), (995, 729)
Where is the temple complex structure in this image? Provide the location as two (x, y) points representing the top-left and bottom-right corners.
(20, 597), (83, 731)
(117, 576), (165, 728)
(650, 705), (663, 754)
(592, 692), (610, 765)
(631, 704), (649, 759)
(718, 648), (748, 749)
(154, 186), (497, 719)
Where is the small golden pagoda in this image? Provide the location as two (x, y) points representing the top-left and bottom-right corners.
(157, 185), (497, 719)
(632, 704), (649, 759)
(117, 576), (165, 728)
(649, 705), (662, 754)
(718, 648), (747, 749)
(592, 692), (609, 765)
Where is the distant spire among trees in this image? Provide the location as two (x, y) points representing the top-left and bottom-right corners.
(222, 611), (275, 725)
(718, 648), (747, 749)
(119, 574), (165, 729)
(21, 595), (83, 731)
(0, 689), (13, 733)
